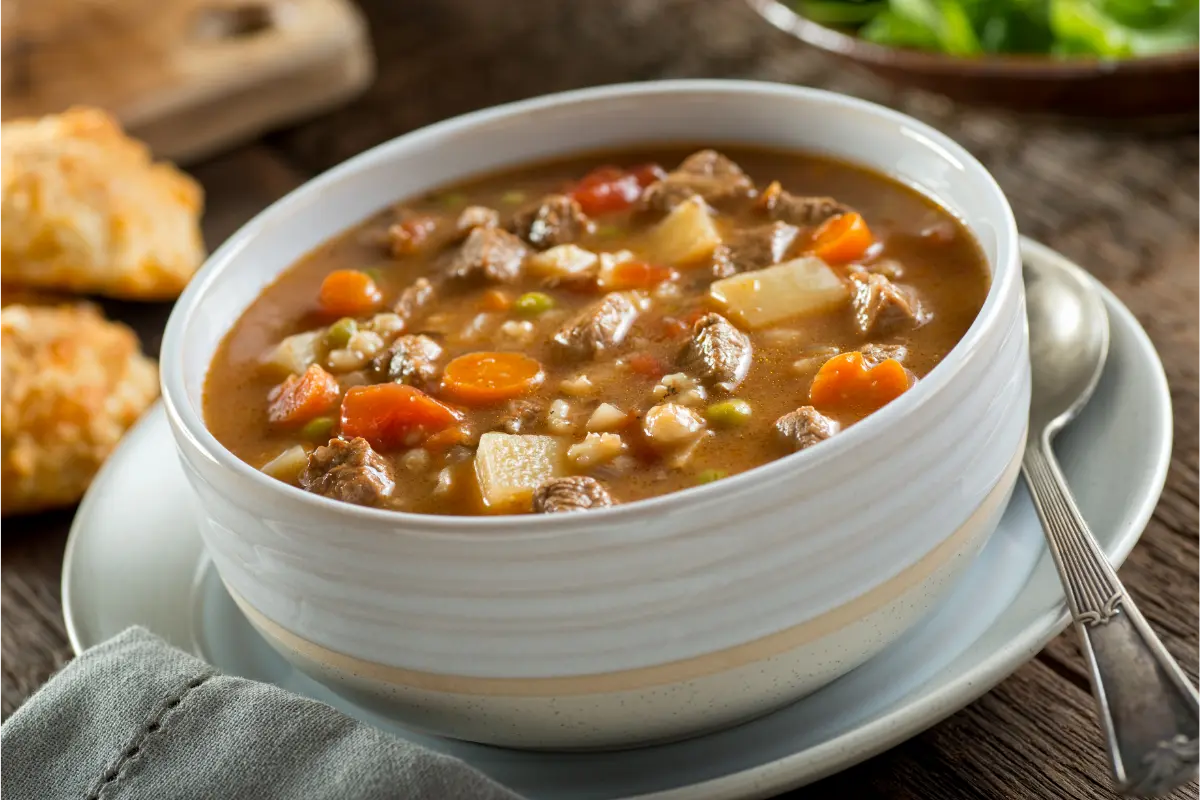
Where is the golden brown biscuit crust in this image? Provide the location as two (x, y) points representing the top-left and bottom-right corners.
(1, 301), (159, 515)
(1, 107), (204, 300)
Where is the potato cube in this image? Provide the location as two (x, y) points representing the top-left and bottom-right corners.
(475, 433), (566, 512)
(260, 445), (310, 484)
(586, 402), (627, 432)
(567, 433), (625, 469)
(263, 330), (323, 376)
(709, 256), (849, 329)
(643, 197), (721, 267)
(528, 244), (599, 279)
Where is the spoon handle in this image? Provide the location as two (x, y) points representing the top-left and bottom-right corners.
(1022, 438), (1199, 797)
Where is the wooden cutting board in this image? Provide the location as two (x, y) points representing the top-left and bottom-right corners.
(1, 0), (374, 164)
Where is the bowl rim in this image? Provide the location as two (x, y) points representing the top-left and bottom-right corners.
(160, 78), (1021, 538)
(747, 0), (1200, 76)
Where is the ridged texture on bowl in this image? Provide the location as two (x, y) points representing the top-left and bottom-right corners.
(163, 82), (1028, 686)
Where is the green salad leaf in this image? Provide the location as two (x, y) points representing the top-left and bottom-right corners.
(794, 0), (888, 24)
(789, 0), (1199, 57)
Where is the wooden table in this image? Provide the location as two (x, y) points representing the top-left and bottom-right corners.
(3, 1), (1197, 797)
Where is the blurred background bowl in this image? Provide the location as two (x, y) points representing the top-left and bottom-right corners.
(747, 0), (1200, 127)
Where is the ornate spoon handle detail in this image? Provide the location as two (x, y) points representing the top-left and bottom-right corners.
(1023, 437), (1199, 797)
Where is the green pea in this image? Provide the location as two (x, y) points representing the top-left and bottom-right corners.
(325, 317), (358, 349)
(364, 267), (384, 283)
(696, 469), (727, 485)
(438, 191), (468, 208)
(595, 224), (624, 239)
(300, 416), (336, 441)
(513, 291), (556, 316)
(500, 190), (527, 205)
(705, 399), (753, 428)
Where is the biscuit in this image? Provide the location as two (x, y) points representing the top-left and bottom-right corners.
(1, 107), (205, 300)
(1, 301), (159, 515)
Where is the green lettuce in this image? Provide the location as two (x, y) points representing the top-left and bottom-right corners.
(789, 0), (1199, 57)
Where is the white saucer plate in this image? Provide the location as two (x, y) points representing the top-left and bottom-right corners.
(63, 239), (1172, 800)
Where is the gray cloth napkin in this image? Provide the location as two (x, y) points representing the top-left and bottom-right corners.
(1, 626), (524, 800)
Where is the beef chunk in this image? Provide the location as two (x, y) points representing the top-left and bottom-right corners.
(393, 277), (436, 321)
(444, 226), (528, 283)
(679, 313), (753, 393)
(711, 221), (800, 277)
(775, 407), (838, 453)
(300, 438), (395, 506)
(456, 205), (499, 233)
(756, 181), (851, 228)
(640, 149), (755, 212)
(849, 273), (929, 337)
(859, 343), (908, 366)
(849, 258), (904, 281)
(509, 195), (595, 249)
(550, 292), (639, 361)
(500, 398), (544, 434)
(373, 334), (442, 385)
(533, 476), (615, 513)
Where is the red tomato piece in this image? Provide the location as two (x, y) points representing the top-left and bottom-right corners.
(569, 163), (665, 216)
(628, 163), (667, 188)
(628, 353), (667, 378)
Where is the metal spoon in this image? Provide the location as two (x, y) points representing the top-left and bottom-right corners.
(1022, 253), (1199, 797)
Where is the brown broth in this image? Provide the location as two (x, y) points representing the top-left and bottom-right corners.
(204, 145), (990, 515)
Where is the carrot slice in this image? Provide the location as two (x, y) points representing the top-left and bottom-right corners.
(268, 364), (342, 426)
(441, 352), (544, 406)
(809, 351), (910, 416)
(810, 212), (873, 264)
(318, 270), (383, 317)
(340, 384), (462, 450)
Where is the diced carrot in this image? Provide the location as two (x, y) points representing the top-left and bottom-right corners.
(628, 353), (666, 378)
(441, 352), (545, 406)
(424, 424), (471, 451)
(607, 260), (675, 290)
(318, 269), (383, 317)
(340, 384), (462, 450)
(809, 351), (910, 416)
(810, 212), (873, 264)
(267, 364), (342, 426)
(660, 316), (690, 338)
(480, 289), (512, 311)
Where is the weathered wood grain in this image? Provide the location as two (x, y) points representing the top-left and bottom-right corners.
(3, 0), (374, 163)
(2, 2), (1196, 798)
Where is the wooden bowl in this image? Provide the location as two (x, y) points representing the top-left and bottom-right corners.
(748, 0), (1200, 127)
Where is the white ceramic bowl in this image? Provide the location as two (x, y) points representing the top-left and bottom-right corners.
(161, 80), (1028, 750)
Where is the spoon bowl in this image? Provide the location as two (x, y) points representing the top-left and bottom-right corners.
(1024, 252), (1111, 435)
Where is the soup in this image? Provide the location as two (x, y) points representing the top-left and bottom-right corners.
(204, 146), (989, 515)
